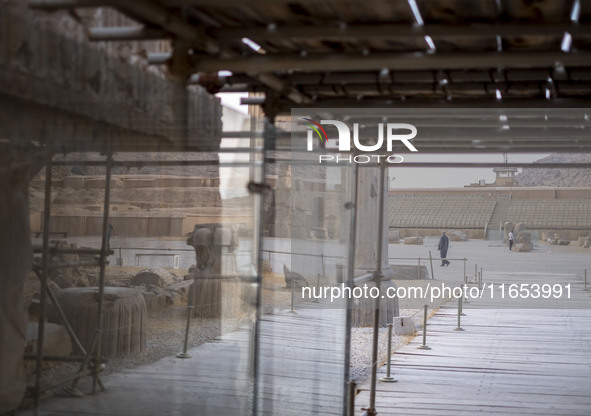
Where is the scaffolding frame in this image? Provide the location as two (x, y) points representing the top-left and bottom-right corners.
(28, 134), (271, 414)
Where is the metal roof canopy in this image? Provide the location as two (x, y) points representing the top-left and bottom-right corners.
(29, 0), (591, 153)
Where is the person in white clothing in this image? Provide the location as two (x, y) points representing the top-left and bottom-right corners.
(508, 230), (514, 251)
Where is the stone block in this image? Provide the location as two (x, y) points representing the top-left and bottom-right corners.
(214, 227), (232, 246)
(391, 264), (429, 280)
(393, 316), (415, 335)
(514, 222), (527, 232)
(517, 231), (531, 245)
(403, 237), (423, 245)
(448, 230), (468, 241)
(48, 287), (147, 357)
(131, 267), (180, 288)
(388, 230), (400, 244)
(513, 243), (532, 252)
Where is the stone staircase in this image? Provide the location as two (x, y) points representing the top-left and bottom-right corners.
(485, 196), (510, 240)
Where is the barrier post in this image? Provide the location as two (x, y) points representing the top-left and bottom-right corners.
(348, 381), (357, 416)
(380, 323), (397, 382)
(454, 297), (465, 331)
(417, 305), (431, 350)
(313, 274), (320, 303)
(463, 259), (467, 285)
(417, 257), (421, 280)
(176, 305), (194, 358)
(462, 282), (469, 305)
(289, 281), (297, 314)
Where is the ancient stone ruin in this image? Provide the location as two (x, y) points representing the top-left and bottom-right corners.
(48, 287), (147, 358)
(185, 224), (243, 319)
(504, 222), (532, 252)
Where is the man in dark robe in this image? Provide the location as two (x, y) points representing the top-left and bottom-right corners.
(438, 231), (450, 267)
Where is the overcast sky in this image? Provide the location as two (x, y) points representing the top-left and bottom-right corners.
(388, 153), (549, 188)
(217, 93), (549, 189)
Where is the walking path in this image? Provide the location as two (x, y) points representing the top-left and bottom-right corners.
(355, 270), (591, 415)
(22, 307), (347, 416)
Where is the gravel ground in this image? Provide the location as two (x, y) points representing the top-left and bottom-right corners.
(350, 308), (424, 382)
(24, 304), (247, 405)
(349, 279), (449, 383)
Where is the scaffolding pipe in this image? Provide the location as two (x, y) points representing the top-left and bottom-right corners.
(368, 164), (386, 416)
(32, 247), (113, 255)
(252, 117), (272, 415)
(92, 151), (113, 393)
(344, 163), (359, 415)
(348, 381), (357, 416)
(34, 150), (53, 415)
(36, 259), (101, 270)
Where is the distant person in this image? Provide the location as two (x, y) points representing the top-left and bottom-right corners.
(508, 230), (514, 251)
(438, 231), (450, 267)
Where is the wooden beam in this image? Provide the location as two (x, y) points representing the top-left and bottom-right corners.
(212, 22), (591, 42)
(193, 51), (591, 73)
(87, 26), (169, 41)
(29, 0), (104, 9)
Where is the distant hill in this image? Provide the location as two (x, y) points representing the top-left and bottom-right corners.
(516, 154), (591, 187)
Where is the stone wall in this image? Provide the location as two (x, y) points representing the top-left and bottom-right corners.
(268, 166), (343, 240)
(0, 1), (222, 152)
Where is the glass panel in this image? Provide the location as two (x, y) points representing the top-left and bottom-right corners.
(26, 143), (261, 414)
(255, 116), (355, 416)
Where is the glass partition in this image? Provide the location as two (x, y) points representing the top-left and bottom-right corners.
(26, 141), (263, 414)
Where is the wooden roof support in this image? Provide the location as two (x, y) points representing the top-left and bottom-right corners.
(212, 22), (591, 43)
(194, 51), (591, 73)
(87, 26), (168, 41)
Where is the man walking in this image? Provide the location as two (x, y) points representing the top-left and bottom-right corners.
(438, 231), (450, 267)
(508, 229), (514, 251)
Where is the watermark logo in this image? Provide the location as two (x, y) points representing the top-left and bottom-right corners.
(300, 118), (418, 164)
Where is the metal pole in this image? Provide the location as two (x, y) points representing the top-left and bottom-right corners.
(249, 319), (257, 376)
(463, 259), (467, 285)
(348, 381), (357, 416)
(313, 274), (320, 303)
(474, 264), (477, 283)
(93, 151), (113, 393)
(321, 252), (326, 279)
(343, 163), (359, 413)
(34, 149), (53, 415)
(368, 164), (386, 416)
(429, 251), (434, 280)
(252, 116), (271, 416)
(177, 306), (194, 358)
(454, 297), (465, 331)
(462, 282), (469, 304)
(584, 269), (589, 291)
(479, 267), (483, 291)
(460, 286), (466, 316)
(417, 257), (421, 280)
(380, 324), (397, 382)
(336, 263), (344, 285)
(417, 305), (431, 350)
(289, 279), (297, 314)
